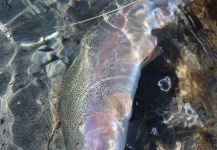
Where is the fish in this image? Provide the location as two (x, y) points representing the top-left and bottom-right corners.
(59, 0), (185, 149)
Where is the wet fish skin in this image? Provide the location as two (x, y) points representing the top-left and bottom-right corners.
(59, 0), (182, 149)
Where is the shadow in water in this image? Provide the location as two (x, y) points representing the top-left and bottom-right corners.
(126, 1), (217, 149)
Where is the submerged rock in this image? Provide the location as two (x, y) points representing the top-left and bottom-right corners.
(0, 0), (216, 149)
(31, 51), (53, 66)
(46, 59), (67, 78)
(27, 64), (44, 76)
(0, 0), (113, 149)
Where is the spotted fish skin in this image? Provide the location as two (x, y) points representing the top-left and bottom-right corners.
(59, 0), (184, 149)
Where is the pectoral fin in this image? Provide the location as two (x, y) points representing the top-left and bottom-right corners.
(139, 35), (161, 67)
(105, 93), (132, 121)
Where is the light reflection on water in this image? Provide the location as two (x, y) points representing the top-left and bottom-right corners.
(0, 0), (216, 150)
(126, 0), (217, 149)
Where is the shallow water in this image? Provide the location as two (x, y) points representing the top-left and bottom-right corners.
(0, 0), (216, 150)
(126, 1), (217, 149)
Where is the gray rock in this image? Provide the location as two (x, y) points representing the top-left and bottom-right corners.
(36, 3), (48, 15)
(31, 51), (53, 66)
(33, 77), (43, 87)
(0, 0), (138, 150)
(0, 30), (17, 69)
(0, 0), (26, 23)
(6, 10), (58, 43)
(0, 68), (11, 96)
(27, 64), (43, 76)
(46, 59), (66, 78)
(8, 84), (54, 150)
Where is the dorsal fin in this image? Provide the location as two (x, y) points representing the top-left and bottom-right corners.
(105, 93), (132, 121)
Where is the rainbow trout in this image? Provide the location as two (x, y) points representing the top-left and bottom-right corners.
(59, 0), (185, 149)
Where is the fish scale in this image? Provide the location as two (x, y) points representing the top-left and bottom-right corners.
(59, 0), (186, 149)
